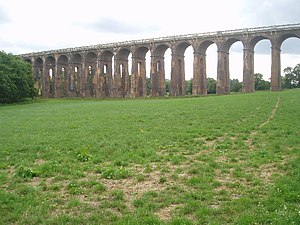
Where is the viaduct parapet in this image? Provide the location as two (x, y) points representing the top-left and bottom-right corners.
(20, 23), (300, 98)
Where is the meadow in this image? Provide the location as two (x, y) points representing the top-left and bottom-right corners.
(0, 90), (299, 224)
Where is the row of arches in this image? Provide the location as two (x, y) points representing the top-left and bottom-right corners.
(24, 30), (300, 98)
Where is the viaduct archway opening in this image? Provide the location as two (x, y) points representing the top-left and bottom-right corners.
(85, 52), (97, 97)
(151, 45), (171, 97)
(34, 57), (43, 96)
(229, 41), (243, 92)
(71, 53), (82, 97)
(132, 46), (149, 97)
(184, 46), (193, 95)
(57, 55), (68, 97)
(45, 56), (55, 98)
(115, 48), (131, 97)
(280, 36), (300, 89)
(100, 50), (114, 97)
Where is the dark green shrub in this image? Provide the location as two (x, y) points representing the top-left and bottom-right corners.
(0, 51), (37, 103)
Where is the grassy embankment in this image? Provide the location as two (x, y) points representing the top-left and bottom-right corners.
(0, 90), (299, 224)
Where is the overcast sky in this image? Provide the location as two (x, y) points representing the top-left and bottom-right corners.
(1, 0), (300, 80)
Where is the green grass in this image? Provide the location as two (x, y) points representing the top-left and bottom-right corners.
(0, 90), (300, 224)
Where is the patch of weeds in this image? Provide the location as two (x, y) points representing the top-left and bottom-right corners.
(144, 164), (153, 173)
(160, 166), (170, 173)
(133, 198), (145, 208)
(67, 181), (82, 195)
(76, 147), (92, 162)
(79, 180), (99, 188)
(93, 183), (106, 193)
(97, 166), (130, 179)
(49, 183), (62, 192)
(196, 206), (213, 224)
(169, 217), (194, 225)
(113, 160), (129, 167)
(16, 165), (39, 179)
(214, 142), (231, 153)
(169, 155), (187, 165)
(136, 174), (146, 182)
(159, 176), (167, 184)
(111, 189), (124, 201)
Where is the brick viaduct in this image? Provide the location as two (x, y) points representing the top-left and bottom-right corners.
(20, 23), (300, 98)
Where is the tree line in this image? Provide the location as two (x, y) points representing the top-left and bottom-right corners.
(0, 48), (299, 103)
(147, 63), (300, 95)
(0, 51), (37, 104)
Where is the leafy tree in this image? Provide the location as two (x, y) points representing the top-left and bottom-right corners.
(0, 51), (37, 103)
(254, 73), (270, 91)
(165, 79), (170, 95)
(186, 79), (192, 95)
(292, 63), (300, 88)
(282, 67), (296, 89)
(146, 77), (151, 96)
(207, 77), (216, 94)
(230, 79), (242, 92)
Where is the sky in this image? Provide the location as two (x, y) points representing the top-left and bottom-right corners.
(0, 0), (300, 80)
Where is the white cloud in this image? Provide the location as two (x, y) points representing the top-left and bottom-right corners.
(0, 0), (299, 81)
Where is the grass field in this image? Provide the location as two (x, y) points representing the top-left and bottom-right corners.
(0, 90), (299, 224)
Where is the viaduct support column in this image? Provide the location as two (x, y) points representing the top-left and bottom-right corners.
(34, 66), (43, 96)
(193, 52), (207, 95)
(271, 45), (281, 91)
(84, 62), (98, 98)
(217, 50), (230, 95)
(171, 54), (185, 96)
(55, 64), (63, 98)
(242, 48), (255, 93)
(99, 60), (113, 97)
(80, 63), (86, 97)
(114, 59), (129, 97)
(64, 65), (69, 97)
(43, 64), (55, 98)
(68, 63), (74, 97)
(69, 63), (82, 97)
(150, 56), (165, 96)
(131, 57), (147, 97)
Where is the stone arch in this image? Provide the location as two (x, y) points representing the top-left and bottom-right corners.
(249, 35), (270, 51)
(24, 58), (32, 64)
(85, 51), (97, 64)
(116, 48), (131, 60)
(277, 32), (300, 47)
(197, 40), (216, 54)
(58, 55), (68, 65)
(115, 48), (131, 97)
(243, 35), (271, 93)
(220, 38), (245, 52)
(174, 42), (192, 55)
(134, 46), (149, 59)
(100, 50), (114, 97)
(34, 57), (43, 66)
(272, 32), (300, 91)
(151, 44), (171, 96)
(72, 53), (83, 64)
(171, 42), (193, 96)
(45, 56), (55, 66)
(34, 57), (43, 96)
(70, 53), (83, 97)
(57, 55), (69, 97)
(131, 46), (150, 97)
(153, 44), (170, 57)
(280, 33), (300, 80)
(45, 56), (56, 97)
(193, 40), (218, 95)
(85, 52), (98, 97)
(215, 38), (244, 94)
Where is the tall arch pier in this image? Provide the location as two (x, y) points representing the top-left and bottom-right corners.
(21, 23), (300, 98)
